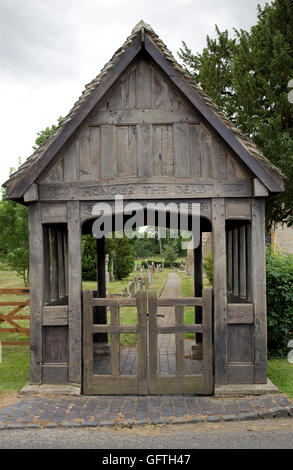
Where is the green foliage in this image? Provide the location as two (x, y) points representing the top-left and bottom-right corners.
(33, 116), (63, 149)
(178, 0), (293, 226)
(202, 252), (213, 285)
(82, 235), (134, 281)
(163, 240), (179, 268)
(0, 189), (29, 285)
(82, 235), (97, 281)
(266, 250), (293, 357)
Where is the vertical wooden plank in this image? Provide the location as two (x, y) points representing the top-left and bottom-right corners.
(232, 228), (239, 296)
(200, 125), (212, 178)
(57, 231), (66, 298)
(202, 289), (213, 384)
(89, 126), (100, 181)
(79, 128), (91, 181)
(63, 231), (68, 296)
(189, 124), (201, 177)
(152, 70), (166, 108)
(152, 125), (162, 176)
(136, 59), (151, 108)
(137, 290), (148, 394)
(28, 203), (43, 384)
(137, 124), (152, 177)
(239, 225), (247, 299)
(117, 126), (129, 176)
(212, 139), (227, 179)
(43, 227), (51, 304)
(246, 223), (252, 302)
(68, 201), (82, 384)
(175, 306), (184, 376)
(174, 123), (190, 178)
(63, 140), (78, 183)
(50, 229), (59, 301)
(212, 198), (228, 385)
(110, 304), (120, 376)
(227, 229), (233, 292)
(161, 125), (173, 177)
(100, 125), (116, 180)
(148, 290), (158, 392)
(83, 290), (93, 394)
(128, 126), (137, 176)
(194, 232), (202, 344)
(251, 198), (267, 383)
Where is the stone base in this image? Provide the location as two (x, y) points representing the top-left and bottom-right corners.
(214, 378), (279, 397)
(20, 383), (81, 396)
(191, 344), (202, 360)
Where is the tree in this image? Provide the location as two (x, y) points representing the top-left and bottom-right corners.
(178, 0), (293, 227)
(0, 117), (63, 283)
(0, 187), (29, 285)
(163, 240), (179, 268)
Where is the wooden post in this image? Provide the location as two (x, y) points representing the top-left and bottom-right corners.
(50, 229), (59, 301)
(94, 237), (107, 344)
(212, 198), (228, 385)
(194, 232), (202, 344)
(63, 231), (68, 296)
(57, 231), (66, 299)
(246, 224), (252, 302)
(28, 203), (44, 384)
(43, 227), (51, 304)
(227, 229), (233, 292)
(239, 225), (247, 299)
(251, 198), (267, 383)
(68, 201), (82, 384)
(232, 228), (239, 297)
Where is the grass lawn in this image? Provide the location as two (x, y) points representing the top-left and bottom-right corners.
(268, 359), (293, 398)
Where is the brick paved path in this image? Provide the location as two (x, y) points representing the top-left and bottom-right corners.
(0, 394), (292, 429)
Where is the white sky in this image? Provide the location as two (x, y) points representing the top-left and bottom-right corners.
(0, 0), (269, 186)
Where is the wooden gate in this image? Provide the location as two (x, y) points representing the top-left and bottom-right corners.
(83, 289), (213, 395)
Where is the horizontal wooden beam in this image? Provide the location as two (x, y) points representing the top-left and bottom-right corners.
(157, 297), (203, 307)
(91, 298), (137, 307)
(92, 324), (138, 334)
(157, 325), (203, 334)
(43, 305), (69, 326)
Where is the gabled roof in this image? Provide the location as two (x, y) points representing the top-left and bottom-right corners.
(4, 20), (285, 199)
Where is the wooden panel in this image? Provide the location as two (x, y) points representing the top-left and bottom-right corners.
(28, 203), (43, 384)
(43, 306), (69, 326)
(200, 126), (212, 178)
(202, 288), (213, 393)
(226, 199), (251, 219)
(232, 229), (239, 296)
(228, 364), (254, 384)
(227, 304), (254, 324)
(152, 69), (166, 108)
(100, 125), (116, 180)
(110, 304), (120, 376)
(174, 123), (190, 178)
(42, 365), (69, 384)
(121, 67), (136, 109)
(117, 126), (129, 176)
(43, 227), (51, 304)
(239, 226), (247, 298)
(189, 124), (201, 177)
(43, 326), (68, 363)
(161, 125), (174, 176)
(63, 140), (78, 183)
(137, 124), (152, 177)
(251, 198), (267, 383)
(45, 159), (63, 183)
(228, 324), (253, 363)
(89, 108), (200, 125)
(79, 127), (92, 181)
(152, 125), (162, 176)
(67, 201), (82, 384)
(136, 59), (151, 108)
(212, 138), (227, 179)
(83, 290), (94, 395)
(212, 198), (228, 385)
(175, 306), (184, 376)
(42, 203), (67, 223)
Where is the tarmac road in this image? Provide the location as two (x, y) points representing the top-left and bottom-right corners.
(0, 418), (292, 449)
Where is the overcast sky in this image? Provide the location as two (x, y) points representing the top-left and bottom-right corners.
(0, 0), (270, 187)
